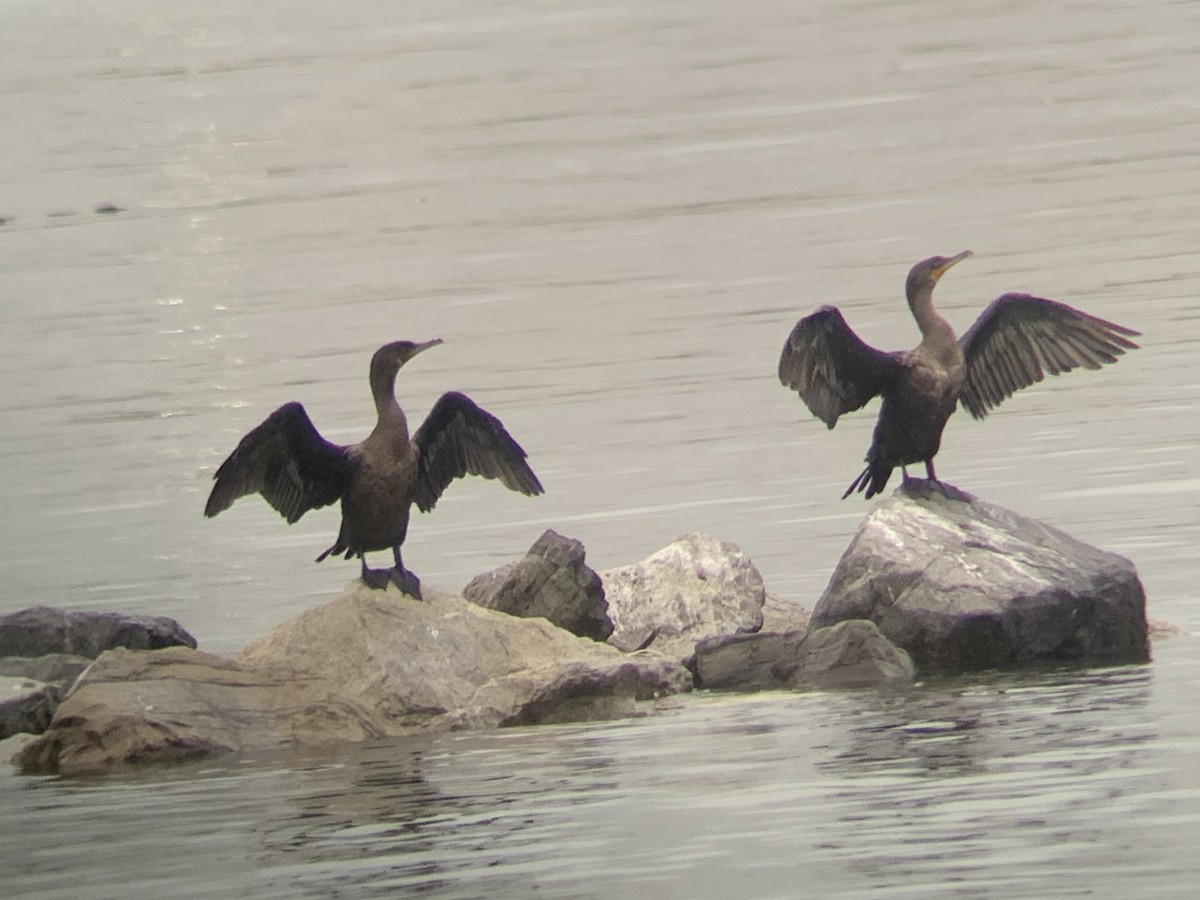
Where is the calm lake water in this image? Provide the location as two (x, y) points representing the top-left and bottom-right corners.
(2, 0), (1199, 896)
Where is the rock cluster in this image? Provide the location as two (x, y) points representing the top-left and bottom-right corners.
(5, 486), (1154, 776)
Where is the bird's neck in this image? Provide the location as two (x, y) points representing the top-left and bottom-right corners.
(908, 285), (956, 347)
(369, 363), (410, 442)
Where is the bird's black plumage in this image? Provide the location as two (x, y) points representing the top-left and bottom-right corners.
(205, 340), (543, 597)
(778, 252), (1139, 498)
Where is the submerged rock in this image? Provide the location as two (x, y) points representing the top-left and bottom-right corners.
(601, 532), (765, 663)
(17, 584), (691, 776)
(463, 529), (613, 641)
(809, 482), (1149, 673)
(0, 606), (196, 659)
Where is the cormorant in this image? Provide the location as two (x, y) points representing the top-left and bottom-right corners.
(777, 251), (1140, 498)
(204, 339), (544, 597)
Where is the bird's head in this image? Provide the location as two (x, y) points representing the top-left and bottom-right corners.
(906, 250), (972, 305)
(370, 338), (443, 392)
(376, 338), (444, 367)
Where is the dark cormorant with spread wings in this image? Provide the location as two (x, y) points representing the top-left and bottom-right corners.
(204, 339), (543, 598)
(778, 251), (1139, 499)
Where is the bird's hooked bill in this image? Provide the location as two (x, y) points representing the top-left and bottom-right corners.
(933, 249), (973, 280)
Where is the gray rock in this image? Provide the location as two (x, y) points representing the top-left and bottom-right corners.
(1, 732), (38, 766)
(601, 532), (765, 663)
(762, 593), (810, 634)
(785, 620), (917, 689)
(463, 529), (613, 641)
(694, 630), (808, 691)
(809, 483), (1149, 673)
(0, 654), (91, 692)
(695, 620), (914, 691)
(1, 677), (60, 740)
(0, 606), (196, 659)
(17, 583), (692, 776)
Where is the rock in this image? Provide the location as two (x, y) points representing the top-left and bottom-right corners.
(762, 593), (810, 634)
(1, 677), (60, 740)
(809, 484), (1149, 674)
(0, 654), (92, 692)
(1, 732), (38, 765)
(601, 533), (765, 663)
(14, 647), (387, 775)
(17, 584), (692, 776)
(1149, 619), (1187, 640)
(785, 620), (916, 689)
(695, 620), (914, 691)
(0, 656), (92, 736)
(694, 631), (808, 691)
(463, 529), (613, 641)
(0, 606), (196, 659)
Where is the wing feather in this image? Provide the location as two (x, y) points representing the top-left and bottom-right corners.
(411, 392), (544, 513)
(204, 402), (352, 523)
(777, 305), (904, 428)
(959, 293), (1139, 420)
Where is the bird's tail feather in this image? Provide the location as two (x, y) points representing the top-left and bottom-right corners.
(842, 466), (871, 499)
(842, 460), (893, 499)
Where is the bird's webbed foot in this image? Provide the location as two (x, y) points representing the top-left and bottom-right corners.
(360, 560), (393, 591)
(388, 567), (422, 600)
(385, 545), (422, 599)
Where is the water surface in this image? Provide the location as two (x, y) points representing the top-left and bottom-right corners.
(2, 0), (1198, 895)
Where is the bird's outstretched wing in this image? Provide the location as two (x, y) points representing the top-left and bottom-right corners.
(958, 293), (1140, 420)
(411, 391), (544, 513)
(778, 305), (904, 428)
(204, 401), (353, 523)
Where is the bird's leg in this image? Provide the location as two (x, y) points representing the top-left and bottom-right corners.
(924, 459), (952, 496)
(388, 545), (423, 600)
(900, 464), (912, 487)
(359, 555), (393, 590)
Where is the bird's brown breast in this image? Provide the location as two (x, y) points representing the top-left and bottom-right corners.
(338, 442), (420, 552)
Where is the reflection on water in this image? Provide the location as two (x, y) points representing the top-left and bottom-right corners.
(2, 0), (1200, 896)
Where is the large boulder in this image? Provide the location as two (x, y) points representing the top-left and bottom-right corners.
(0, 606), (196, 659)
(601, 533), (765, 663)
(809, 483), (1149, 673)
(463, 529), (613, 641)
(17, 584), (691, 776)
(694, 620), (915, 691)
